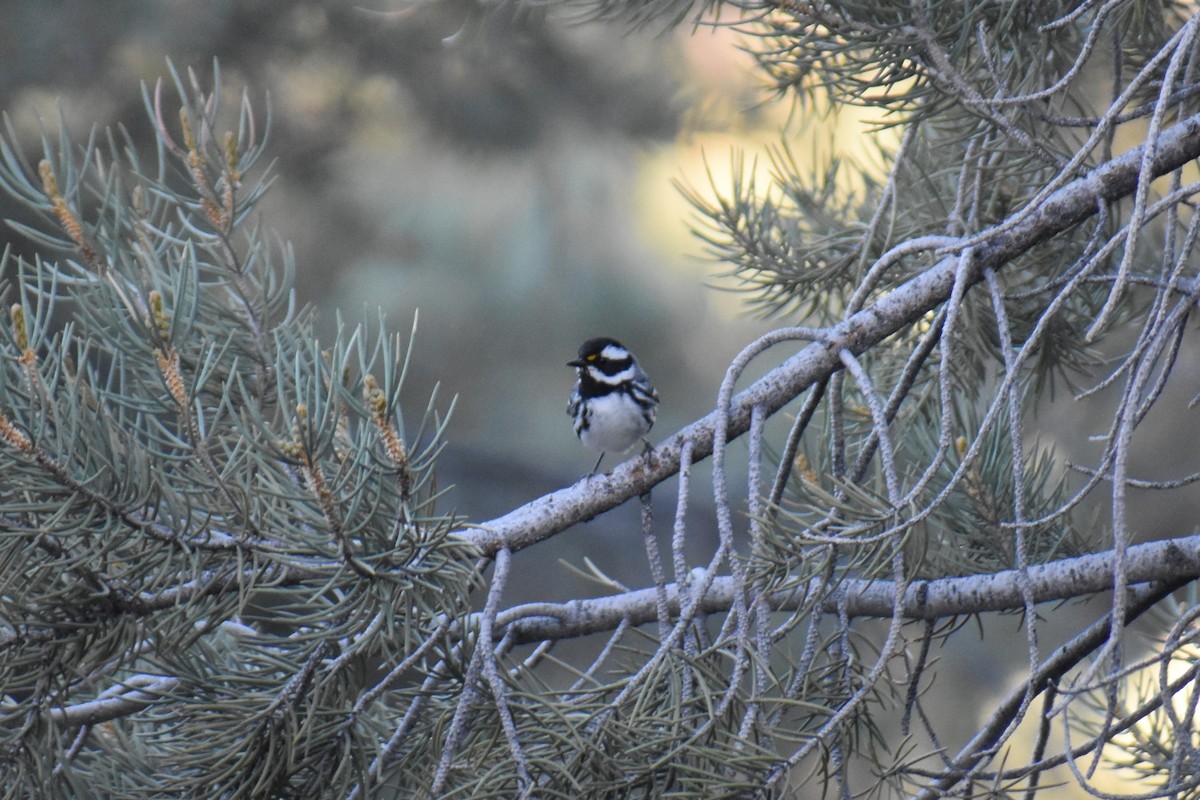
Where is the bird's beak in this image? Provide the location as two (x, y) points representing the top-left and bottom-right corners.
(567, 359), (584, 368)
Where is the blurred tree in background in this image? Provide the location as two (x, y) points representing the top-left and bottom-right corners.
(4, 2), (1200, 799)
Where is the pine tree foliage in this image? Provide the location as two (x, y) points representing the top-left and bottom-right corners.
(4, 2), (1200, 798)
(0, 64), (475, 798)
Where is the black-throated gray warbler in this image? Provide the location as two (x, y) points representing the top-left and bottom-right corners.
(567, 337), (659, 474)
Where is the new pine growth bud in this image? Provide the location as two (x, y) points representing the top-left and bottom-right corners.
(148, 290), (171, 344)
(10, 304), (27, 352)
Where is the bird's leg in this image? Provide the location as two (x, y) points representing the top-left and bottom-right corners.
(639, 437), (659, 472)
(587, 451), (606, 478)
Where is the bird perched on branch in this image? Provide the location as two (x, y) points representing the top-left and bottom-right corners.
(567, 337), (658, 475)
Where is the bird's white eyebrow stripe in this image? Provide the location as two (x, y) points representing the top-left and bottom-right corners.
(590, 365), (637, 385)
(599, 344), (629, 361)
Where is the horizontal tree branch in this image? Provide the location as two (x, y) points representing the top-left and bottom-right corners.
(0, 675), (181, 728)
(13, 537), (1194, 734)
(497, 534), (1200, 645)
(459, 111), (1200, 557)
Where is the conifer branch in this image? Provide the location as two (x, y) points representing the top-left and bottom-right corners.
(462, 109), (1200, 556)
(493, 533), (1200, 644)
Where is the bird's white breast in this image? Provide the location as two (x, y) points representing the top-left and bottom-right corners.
(577, 391), (652, 454)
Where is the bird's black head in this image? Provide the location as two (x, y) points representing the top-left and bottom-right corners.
(568, 337), (626, 368)
(566, 340), (633, 374)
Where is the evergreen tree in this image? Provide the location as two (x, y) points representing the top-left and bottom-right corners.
(4, 3), (1200, 798)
